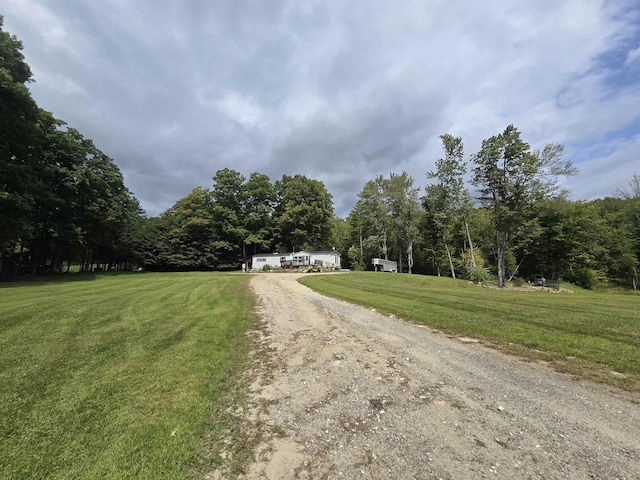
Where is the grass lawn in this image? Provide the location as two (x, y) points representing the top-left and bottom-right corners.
(0, 272), (255, 479)
(300, 272), (640, 392)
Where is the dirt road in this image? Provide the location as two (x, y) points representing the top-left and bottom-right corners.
(239, 273), (639, 479)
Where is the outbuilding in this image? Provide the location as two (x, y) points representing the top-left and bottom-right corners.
(372, 258), (398, 272)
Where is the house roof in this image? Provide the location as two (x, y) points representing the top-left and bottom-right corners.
(251, 250), (341, 258)
(290, 250), (341, 257)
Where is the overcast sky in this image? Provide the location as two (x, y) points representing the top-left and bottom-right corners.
(3, 0), (640, 216)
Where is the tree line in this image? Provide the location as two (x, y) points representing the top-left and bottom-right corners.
(1, 17), (142, 278)
(138, 170), (334, 271)
(2, 18), (638, 288)
(2, 17), (337, 277)
(344, 131), (639, 290)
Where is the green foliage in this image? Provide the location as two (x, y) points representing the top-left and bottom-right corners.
(274, 174), (334, 251)
(423, 134), (473, 278)
(471, 125), (576, 287)
(211, 168), (247, 269)
(0, 16), (40, 256)
(349, 173), (420, 273)
(347, 245), (365, 271)
(0, 272), (255, 478)
(528, 197), (638, 287)
(615, 174), (640, 288)
(3, 16), (637, 287)
(349, 175), (392, 261)
(466, 263), (490, 284)
(460, 249), (492, 283)
(243, 172), (276, 255)
(0, 21), (144, 279)
(329, 217), (351, 262)
(139, 170), (338, 272)
(147, 187), (218, 270)
(386, 172), (420, 273)
(567, 268), (602, 290)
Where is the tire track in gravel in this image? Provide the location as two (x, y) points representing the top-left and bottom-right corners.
(236, 273), (640, 480)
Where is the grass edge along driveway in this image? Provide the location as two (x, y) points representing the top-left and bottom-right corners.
(299, 272), (640, 393)
(0, 272), (257, 479)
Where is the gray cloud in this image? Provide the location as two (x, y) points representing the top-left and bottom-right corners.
(3, 0), (640, 217)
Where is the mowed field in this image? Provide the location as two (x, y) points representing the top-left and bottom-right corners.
(2, 271), (639, 479)
(300, 272), (640, 392)
(0, 272), (254, 479)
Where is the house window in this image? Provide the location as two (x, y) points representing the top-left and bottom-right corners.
(256, 258), (266, 262)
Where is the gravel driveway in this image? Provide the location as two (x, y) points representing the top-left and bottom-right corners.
(236, 273), (639, 479)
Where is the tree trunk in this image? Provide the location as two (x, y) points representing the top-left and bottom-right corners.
(464, 216), (477, 268)
(497, 232), (506, 288)
(49, 255), (58, 275)
(633, 266), (638, 291)
(81, 250), (86, 272)
(407, 241), (414, 274)
(508, 255), (526, 282)
(381, 231), (388, 260)
(444, 241), (456, 279)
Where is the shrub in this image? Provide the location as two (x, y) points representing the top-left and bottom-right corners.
(469, 266), (492, 284)
(461, 249), (492, 284)
(568, 268), (601, 290)
(347, 245), (366, 271)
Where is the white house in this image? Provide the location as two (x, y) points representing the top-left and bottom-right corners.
(252, 253), (287, 270)
(251, 250), (341, 270)
(305, 250), (341, 269)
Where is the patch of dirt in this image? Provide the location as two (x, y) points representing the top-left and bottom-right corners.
(216, 273), (640, 479)
(484, 284), (573, 293)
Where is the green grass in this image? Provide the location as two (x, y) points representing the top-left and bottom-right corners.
(0, 272), (255, 479)
(299, 272), (640, 391)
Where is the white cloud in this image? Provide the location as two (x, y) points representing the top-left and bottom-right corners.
(214, 92), (265, 128)
(564, 133), (640, 200)
(626, 46), (640, 66)
(3, 0), (639, 216)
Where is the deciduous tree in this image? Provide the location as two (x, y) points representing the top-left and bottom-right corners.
(350, 176), (392, 262)
(0, 16), (40, 275)
(471, 125), (576, 287)
(386, 172), (420, 274)
(424, 134), (474, 278)
(211, 168), (246, 269)
(273, 175), (334, 251)
(242, 172), (276, 256)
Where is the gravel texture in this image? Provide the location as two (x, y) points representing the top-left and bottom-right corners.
(232, 273), (640, 479)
